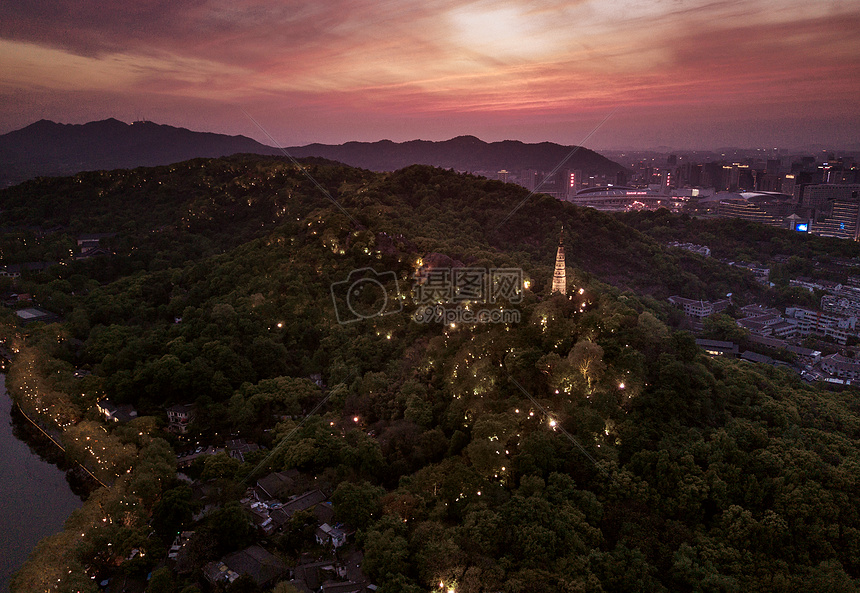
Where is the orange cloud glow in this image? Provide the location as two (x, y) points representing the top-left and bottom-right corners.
(1, 0), (858, 148)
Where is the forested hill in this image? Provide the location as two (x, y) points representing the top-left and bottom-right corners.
(0, 155), (759, 303)
(3, 156), (859, 592)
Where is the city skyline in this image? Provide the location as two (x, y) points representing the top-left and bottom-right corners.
(1, 0), (859, 150)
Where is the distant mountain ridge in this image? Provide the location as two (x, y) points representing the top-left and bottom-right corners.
(0, 118), (280, 186)
(0, 119), (625, 186)
(287, 135), (626, 176)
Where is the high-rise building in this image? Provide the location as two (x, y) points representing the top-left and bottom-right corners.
(681, 163), (702, 187)
(716, 198), (781, 227)
(719, 165), (733, 190)
(810, 201), (860, 240)
(803, 184), (860, 209)
(756, 173), (782, 192)
(781, 174), (796, 196)
(738, 166), (755, 190)
(518, 169), (540, 191)
(703, 162), (722, 188)
(729, 164), (741, 189)
(551, 229), (566, 295)
(766, 159), (781, 175)
(565, 169), (582, 199)
(644, 167), (654, 184)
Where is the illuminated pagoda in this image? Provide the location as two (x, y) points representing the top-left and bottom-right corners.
(551, 227), (566, 295)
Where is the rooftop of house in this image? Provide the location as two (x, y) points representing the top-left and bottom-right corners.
(295, 559), (340, 590)
(784, 344), (820, 357)
(256, 470), (299, 499)
(822, 353), (860, 370)
(314, 502), (336, 525)
(288, 580), (314, 593)
(281, 489), (327, 515)
(741, 304), (780, 317)
(97, 398), (137, 422)
(225, 438), (262, 462)
(695, 339), (739, 354)
(316, 523), (346, 539)
(167, 403), (196, 415)
(747, 334), (786, 349)
(78, 232), (117, 242)
(737, 318), (767, 331)
(221, 545), (286, 587)
(741, 351), (774, 365)
(15, 307), (61, 324)
(320, 581), (367, 593)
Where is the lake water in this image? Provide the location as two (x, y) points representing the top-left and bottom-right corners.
(0, 375), (84, 593)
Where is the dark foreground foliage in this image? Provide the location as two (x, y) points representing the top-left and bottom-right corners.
(2, 157), (858, 592)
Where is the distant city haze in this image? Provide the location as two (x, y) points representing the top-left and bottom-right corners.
(1, 0), (858, 150)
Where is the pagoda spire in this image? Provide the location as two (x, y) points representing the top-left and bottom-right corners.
(551, 226), (566, 295)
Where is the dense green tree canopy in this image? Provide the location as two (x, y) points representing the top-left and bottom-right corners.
(3, 157), (860, 592)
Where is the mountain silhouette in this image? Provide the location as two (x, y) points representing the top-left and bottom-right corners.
(0, 119), (625, 187)
(288, 135), (625, 176)
(0, 119), (279, 186)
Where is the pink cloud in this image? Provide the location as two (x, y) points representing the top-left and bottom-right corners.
(1, 0), (858, 148)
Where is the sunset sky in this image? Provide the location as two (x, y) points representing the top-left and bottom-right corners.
(1, 0), (858, 149)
